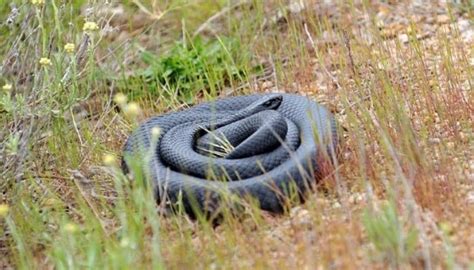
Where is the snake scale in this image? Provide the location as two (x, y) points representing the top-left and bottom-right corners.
(121, 93), (337, 214)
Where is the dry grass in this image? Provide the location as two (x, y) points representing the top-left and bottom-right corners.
(1, 0), (473, 269)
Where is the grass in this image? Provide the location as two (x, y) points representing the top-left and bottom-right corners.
(1, 0), (473, 269)
(134, 36), (252, 103)
(362, 199), (418, 267)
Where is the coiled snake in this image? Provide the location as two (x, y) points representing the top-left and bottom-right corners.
(122, 93), (337, 214)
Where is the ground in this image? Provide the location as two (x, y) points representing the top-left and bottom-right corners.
(0, 0), (473, 269)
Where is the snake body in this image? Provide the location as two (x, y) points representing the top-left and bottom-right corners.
(122, 93), (337, 214)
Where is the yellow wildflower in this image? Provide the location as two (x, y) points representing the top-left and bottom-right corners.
(120, 237), (130, 247)
(64, 43), (75, 54)
(0, 204), (9, 217)
(39, 57), (52, 66)
(31, 0), (45, 6)
(2, 83), (12, 91)
(83, 21), (99, 32)
(124, 102), (141, 118)
(113, 93), (127, 106)
(64, 222), (78, 233)
(103, 154), (117, 167)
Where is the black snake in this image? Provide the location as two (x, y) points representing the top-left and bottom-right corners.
(121, 93), (337, 214)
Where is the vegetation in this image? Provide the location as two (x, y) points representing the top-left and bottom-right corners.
(136, 36), (253, 102)
(362, 200), (418, 267)
(1, 0), (473, 269)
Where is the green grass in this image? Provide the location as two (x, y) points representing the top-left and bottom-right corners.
(362, 199), (418, 266)
(1, 0), (473, 269)
(134, 36), (254, 103)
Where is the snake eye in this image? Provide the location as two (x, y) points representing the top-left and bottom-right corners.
(263, 100), (273, 107)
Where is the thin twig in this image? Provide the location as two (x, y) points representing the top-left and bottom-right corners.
(193, 0), (250, 38)
(68, 169), (108, 234)
(303, 23), (341, 89)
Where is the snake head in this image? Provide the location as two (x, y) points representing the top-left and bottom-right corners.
(259, 94), (283, 110)
(230, 94), (284, 120)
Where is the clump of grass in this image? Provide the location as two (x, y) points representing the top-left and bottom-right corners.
(127, 36), (254, 103)
(362, 200), (419, 267)
(196, 127), (235, 158)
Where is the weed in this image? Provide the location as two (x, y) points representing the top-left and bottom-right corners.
(129, 36), (254, 103)
(362, 200), (419, 267)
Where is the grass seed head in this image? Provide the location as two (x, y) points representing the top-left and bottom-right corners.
(151, 127), (161, 138)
